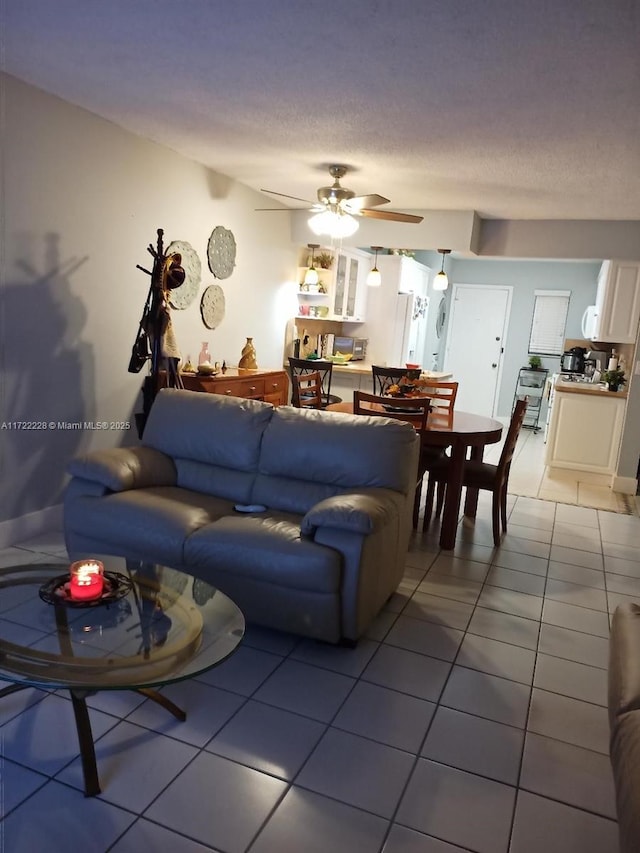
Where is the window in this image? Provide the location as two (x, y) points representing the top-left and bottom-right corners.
(528, 290), (570, 356)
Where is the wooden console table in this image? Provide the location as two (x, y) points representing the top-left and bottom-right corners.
(180, 368), (289, 406)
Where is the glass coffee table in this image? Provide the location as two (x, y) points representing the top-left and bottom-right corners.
(0, 556), (245, 796)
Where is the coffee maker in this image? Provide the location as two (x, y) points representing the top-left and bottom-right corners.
(586, 350), (608, 373)
(560, 347), (586, 374)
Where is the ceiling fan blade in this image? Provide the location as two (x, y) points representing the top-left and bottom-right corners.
(347, 194), (390, 210)
(260, 189), (316, 205)
(359, 208), (424, 224)
(255, 207), (314, 211)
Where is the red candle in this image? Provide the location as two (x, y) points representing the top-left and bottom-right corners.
(69, 560), (104, 601)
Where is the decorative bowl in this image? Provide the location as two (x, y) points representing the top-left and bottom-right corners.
(197, 363), (217, 375)
(405, 363), (420, 370)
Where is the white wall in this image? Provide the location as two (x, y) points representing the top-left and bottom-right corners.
(0, 74), (297, 534)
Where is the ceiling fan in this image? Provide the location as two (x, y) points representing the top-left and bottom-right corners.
(257, 165), (423, 236)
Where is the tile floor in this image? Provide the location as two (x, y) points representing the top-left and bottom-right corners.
(1, 492), (636, 852)
(487, 424), (638, 515)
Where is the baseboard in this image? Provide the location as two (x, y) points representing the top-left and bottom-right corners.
(612, 476), (638, 495)
(0, 504), (63, 549)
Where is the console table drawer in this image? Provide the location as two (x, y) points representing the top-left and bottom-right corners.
(215, 377), (265, 398)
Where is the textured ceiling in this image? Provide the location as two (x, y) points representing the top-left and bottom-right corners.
(3, 0), (640, 220)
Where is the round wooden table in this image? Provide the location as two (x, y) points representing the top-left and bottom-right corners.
(326, 402), (503, 550)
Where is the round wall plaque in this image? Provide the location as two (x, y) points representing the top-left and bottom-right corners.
(166, 240), (202, 310)
(200, 284), (226, 329)
(207, 226), (236, 279)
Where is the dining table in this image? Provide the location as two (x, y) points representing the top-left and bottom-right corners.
(325, 401), (503, 550)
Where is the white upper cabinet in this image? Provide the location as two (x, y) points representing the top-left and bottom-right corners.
(296, 246), (369, 322)
(592, 260), (640, 343)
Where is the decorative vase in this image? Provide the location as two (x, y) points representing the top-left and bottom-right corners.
(238, 337), (257, 370)
(607, 382), (620, 392)
(198, 341), (211, 366)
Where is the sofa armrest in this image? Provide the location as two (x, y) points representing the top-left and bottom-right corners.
(66, 446), (177, 492)
(301, 489), (399, 537)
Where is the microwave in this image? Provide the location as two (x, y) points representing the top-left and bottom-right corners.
(333, 336), (368, 361)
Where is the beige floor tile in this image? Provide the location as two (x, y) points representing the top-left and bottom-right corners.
(577, 485), (619, 512)
(538, 489), (578, 504)
(541, 470), (581, 486)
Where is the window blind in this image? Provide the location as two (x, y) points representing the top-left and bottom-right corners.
(529, 290), (570, 355)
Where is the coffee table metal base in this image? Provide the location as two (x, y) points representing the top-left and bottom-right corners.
(0, 682), (186, 796)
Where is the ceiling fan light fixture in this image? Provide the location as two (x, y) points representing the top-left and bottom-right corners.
(303, 243), (320, 285)
(308, 210), (359, 239)
(367, 246), (383, 287)
(433, 249), (451, 291)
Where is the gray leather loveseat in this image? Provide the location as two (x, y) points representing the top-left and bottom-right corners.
(608, 602), (640, 851)
(64, 388), (419, 643)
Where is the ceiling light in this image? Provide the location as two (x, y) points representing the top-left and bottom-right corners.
(367, 246), (383, 287)
(308, 210), (359, 239)
(433, 249), (451, 291)
(303, 243), (320, 286)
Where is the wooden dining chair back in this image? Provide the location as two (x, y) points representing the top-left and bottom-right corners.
(292, 371), (323, 409)
(353, 390), (431, 527)
(423, 397), (528, 543)
(289, 357), (341, 408)
(408, 381), (458, 524)
(420, 381), (458, 428)
(353, 390), (430, 431)
(371, 365), (409, 396)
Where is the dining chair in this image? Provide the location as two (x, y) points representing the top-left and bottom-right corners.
(371, 365), (410, 396)
(412, 380), (458, 524)
(353, 390), (431, 527)
(423, 398), (528, 543)
(418, 381), (458, 428)
(289, 357), (341, 408)
(291, 371), (323, 409)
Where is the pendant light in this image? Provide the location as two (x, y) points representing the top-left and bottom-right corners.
(433, 249), (451, 291)
(367, 246), (383, 287)
(303, 243), (320, 286)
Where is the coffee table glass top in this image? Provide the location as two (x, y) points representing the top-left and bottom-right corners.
(0, 557), (245, 691)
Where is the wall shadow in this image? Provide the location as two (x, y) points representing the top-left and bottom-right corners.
(0, 232), (93, 522)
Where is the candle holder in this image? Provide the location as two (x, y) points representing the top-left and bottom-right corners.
(39, 569), (133, 609)
(70, 559), (105, 601)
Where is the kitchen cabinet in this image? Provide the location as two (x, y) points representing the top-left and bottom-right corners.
(296, 246), (369, 322)
(591, 260), (640, 343)
(545, 381), (627, 474)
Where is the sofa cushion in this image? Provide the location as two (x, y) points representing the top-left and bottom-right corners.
(65, 486), (234, 566)
(144, 389), (274, 471)
(609, 602), (640, 727)
(609, 711), (640, 853)
(253, 406), (418, 514)
(185, 513), (342, 594)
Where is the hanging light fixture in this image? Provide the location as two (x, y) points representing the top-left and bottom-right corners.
(433, 249), (451, 291)
(308, 210), (359, 239)
(303, 243), (320, 286)
(367, 246), (383, 287)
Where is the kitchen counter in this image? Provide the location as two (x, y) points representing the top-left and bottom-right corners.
(554, 378), (627, 399)
(313, 361), (454, 404)
(331, 361), (454, 381)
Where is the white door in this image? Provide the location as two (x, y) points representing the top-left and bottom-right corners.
(443, 284), (512, 416)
